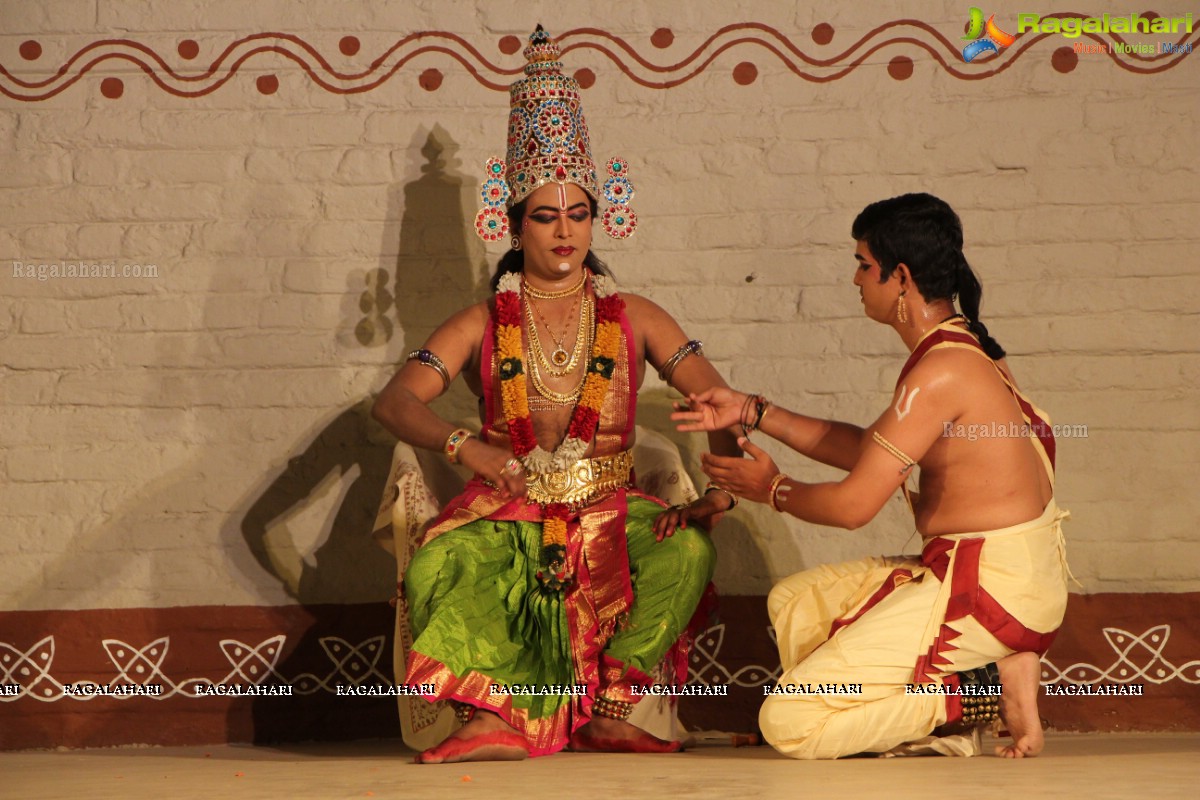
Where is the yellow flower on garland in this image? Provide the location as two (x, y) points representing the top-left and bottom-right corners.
(496, 323), (522, 361)
(543, 516), (568, 548)
(500, 374), (530, 421)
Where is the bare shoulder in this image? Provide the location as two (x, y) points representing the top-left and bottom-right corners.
(621, 292), (679, 326)
(440, 300), (491, 334)
(900, 348), (1001, 415)
(423, 300), (491, 354)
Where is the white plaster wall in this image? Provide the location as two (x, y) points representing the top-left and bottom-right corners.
(1, 1), (1196, 610)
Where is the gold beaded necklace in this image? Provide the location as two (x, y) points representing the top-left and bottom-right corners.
(524, 296), (594, 405)
(523, 271), (586, 301)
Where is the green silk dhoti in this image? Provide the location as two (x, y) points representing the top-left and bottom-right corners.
(403, 488), (714, 756)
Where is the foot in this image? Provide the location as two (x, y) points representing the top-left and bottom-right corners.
(570, 717), (682, 753)
(416, 711), (530, 764)
(994, 652), (1044, 758)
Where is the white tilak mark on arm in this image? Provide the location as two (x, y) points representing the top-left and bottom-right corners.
(894, 384), (920, 422)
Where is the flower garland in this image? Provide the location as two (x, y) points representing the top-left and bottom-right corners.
(494, 270), (624, 590)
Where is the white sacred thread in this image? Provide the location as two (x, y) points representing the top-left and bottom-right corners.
(894, 384), (920, 421)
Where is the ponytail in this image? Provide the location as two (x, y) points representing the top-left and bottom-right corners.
(956, 257), (1006, 360)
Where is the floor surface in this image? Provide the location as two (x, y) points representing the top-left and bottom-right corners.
(5, 732), (1198, 800)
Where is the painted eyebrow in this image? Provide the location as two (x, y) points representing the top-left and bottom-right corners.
(529, 203), (590, 214)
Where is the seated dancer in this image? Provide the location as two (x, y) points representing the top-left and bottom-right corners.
(372, 27), (739, 764)
(674, 193), (1071, 759)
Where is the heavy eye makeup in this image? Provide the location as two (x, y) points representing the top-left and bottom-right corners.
(528, 206), (591, 224)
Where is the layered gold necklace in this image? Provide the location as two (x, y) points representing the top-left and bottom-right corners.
(522, 276), (593, 405)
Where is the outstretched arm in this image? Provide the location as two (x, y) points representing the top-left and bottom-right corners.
(674, 389), (866, 472)
(700, 357), (957, 529)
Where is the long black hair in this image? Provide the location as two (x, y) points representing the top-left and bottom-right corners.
(851, 193), (1006, 360)
(488, 194), (613, 292)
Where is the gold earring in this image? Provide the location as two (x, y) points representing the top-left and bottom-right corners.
(897, 291), (908, 324)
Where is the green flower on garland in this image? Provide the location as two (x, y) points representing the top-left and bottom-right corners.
(499, 357), (524, 379)
(589, 355), (615, 379)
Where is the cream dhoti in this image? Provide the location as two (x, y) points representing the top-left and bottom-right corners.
(760, 499), (1070, 759)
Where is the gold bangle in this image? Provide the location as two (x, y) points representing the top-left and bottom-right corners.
(871, 431), (916, 473)
(768, 473), (788, 512)
(444, 428), (474, 465)
(705, 482), (738, 509)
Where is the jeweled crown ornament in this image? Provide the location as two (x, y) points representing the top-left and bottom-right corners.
(474, 25), (638, 243)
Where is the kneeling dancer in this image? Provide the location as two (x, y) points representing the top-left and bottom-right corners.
(676, 193), (1071, 759)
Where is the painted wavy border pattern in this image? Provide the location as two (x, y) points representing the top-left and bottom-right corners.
(1, 20), (1195, 102)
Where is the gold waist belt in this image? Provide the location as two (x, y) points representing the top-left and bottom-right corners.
(525, 450), (634, 508)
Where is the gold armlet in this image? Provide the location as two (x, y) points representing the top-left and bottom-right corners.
(872, 431), (916, 473)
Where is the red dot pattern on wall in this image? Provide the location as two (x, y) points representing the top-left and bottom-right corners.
(1052, 47), (1079, 74)
(100, 77), (123, 98)
(0, 25), (1188, 102)
(256, 75), (279, 94)
(574, 68), (595, 89)
(888, 56), (914, 80)
(419, 68), (443, 91)
(651, 29), (674, 48)
(733, 62), (757, 85)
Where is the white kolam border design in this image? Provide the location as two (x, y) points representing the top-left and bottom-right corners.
(1, 634), (389, 701)
(684, 623), (1200, 688)
(3, 624), (1197, 702)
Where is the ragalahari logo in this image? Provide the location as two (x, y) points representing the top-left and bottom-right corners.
(962, 8), (1016, 62)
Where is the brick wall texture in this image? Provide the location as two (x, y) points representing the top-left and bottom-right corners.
(2, 1), (1197, 613)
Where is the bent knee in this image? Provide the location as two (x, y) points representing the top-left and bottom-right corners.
(658, 525), (716, 584)
(759, 695), (846, 760)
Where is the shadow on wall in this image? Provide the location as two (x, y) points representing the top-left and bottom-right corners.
(226, 125), (485, 743)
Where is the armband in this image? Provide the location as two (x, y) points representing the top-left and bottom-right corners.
(658, 339), (704, 383)
(407, 348), (451, 390)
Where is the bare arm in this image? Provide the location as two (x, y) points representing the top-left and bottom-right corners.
(756, 406), (865, 472)
(701, 357), (957, 529)
(371, 303), (526, 498)
(673, 388), (864, 471)
(626, 294), (741, 535)
(630, 294), (741, 460)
